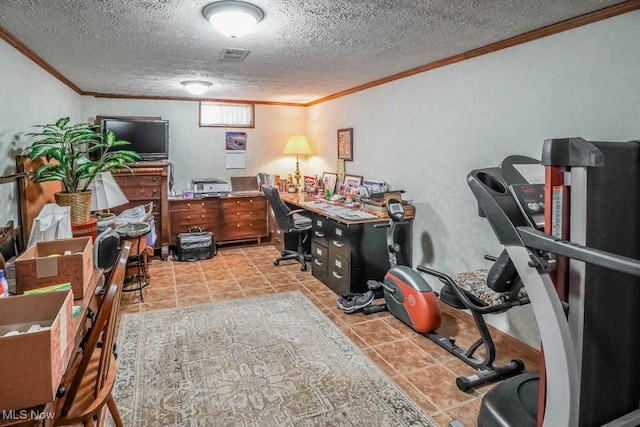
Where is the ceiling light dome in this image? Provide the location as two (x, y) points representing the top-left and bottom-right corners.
(202, 1), (264, 38)
(181, 80), (212, 95)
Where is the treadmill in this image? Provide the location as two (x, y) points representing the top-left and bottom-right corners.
(468, 138), (640, 426)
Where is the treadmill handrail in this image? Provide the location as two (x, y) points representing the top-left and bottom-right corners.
(517, 226), (640, 278)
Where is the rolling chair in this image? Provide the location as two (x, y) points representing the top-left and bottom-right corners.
(262, 185), (312, 271)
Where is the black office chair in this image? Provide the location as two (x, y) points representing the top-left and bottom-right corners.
(262, 185), (312, 271)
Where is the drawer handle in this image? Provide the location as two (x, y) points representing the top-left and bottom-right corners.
(314, 259), (323, 266)
(201, 202), (205, 207)
(187, 216), (191, 220)
(187, 203), (191, 207)
(314, 231), (324, 237)
(236, 200), (240, 204)
(237, 224), (240, 227)
(201, 215), (205, 218)
(237, 212), (240, 216)
(332, 271), (343, 279)
(152, 189), (157, 194)
(332, 240), (344, 248)
(249, 199), (253, 203)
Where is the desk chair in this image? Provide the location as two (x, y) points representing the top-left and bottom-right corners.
(54, 241), (131, 427)
(262, 185), (312, 271)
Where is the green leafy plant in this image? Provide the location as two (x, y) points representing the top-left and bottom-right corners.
(27, 117), (140, 193)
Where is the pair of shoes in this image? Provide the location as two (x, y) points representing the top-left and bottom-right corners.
(336, 291), (375, 314)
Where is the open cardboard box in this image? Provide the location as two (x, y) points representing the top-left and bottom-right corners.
(15, 237), (93, 299)
(0, 289), (75, 411)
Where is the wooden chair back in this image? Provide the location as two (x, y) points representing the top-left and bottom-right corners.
(60, 241), (131, 417)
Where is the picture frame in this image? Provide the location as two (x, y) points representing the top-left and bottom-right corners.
(321, 172), (338, 194)
(343, 174), (363, 191)
(337, 128), (353, 161)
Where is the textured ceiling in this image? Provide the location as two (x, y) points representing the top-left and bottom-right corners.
(0, 0), (629, 104)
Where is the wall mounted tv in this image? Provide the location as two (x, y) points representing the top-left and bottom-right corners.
(101, 118), (169, 161)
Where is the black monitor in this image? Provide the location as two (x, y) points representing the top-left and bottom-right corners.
(101, 118), (169, 161)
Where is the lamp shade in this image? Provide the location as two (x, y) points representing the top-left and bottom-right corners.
(283, 135), (312, 155)
(88, 172), (129, 211)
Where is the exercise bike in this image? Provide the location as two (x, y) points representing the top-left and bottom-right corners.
(364, 199), (527, 391)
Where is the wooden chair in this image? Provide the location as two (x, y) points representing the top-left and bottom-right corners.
(54, 241), (131, 427)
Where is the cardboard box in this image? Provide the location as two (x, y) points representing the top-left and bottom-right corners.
(15, 237), (93, 299)
(0, 290), (75, 410)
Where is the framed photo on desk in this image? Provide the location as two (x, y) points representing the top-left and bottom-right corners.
(343, 174), (363, 191)
(322, 172), (338, 194)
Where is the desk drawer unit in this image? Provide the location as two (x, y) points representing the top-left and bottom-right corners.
(326, 252), (350, 295)
(328, 222), (350, 259)
(221, 196), (268, 243)
(311, 241), (328, 283)
(311, 216), (329, 247)
(169, 199), (220, 244)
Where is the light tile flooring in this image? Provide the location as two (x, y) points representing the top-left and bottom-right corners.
(118, 244), (539, 427)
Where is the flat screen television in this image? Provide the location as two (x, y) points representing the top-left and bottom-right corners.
(101, 118), (169, 161)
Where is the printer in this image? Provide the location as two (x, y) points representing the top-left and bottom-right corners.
(192, 178), (230, 197)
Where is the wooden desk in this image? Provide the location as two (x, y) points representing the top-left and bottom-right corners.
(0, 268), (102, 426)
(280, 193), (414, 295)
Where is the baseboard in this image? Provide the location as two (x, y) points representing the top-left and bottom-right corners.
(439, 302), (541, 364)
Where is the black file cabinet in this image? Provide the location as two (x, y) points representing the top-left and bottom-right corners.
(310, 213), (412, 295)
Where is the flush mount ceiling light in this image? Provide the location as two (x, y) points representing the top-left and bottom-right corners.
(181, 80), (212, 95)
(202, 1), (264, 38)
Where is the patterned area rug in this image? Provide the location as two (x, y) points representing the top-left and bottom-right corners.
(113, 291), (438, 426)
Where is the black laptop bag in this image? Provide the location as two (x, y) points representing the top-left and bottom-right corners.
(175, 227), (217, 261)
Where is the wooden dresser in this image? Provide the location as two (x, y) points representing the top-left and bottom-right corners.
(169, 194), (268, 246)
(112, 161), (170, 259)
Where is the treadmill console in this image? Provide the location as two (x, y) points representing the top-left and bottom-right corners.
(509, 183), (545, 230)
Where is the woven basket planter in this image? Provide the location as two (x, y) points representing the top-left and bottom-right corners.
(54, 191), (92, 225)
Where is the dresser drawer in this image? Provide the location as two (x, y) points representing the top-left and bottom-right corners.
(222, 197), (266, 215)
(311, 241), (328, 283)
(171, 210), (218, 225)
(222, 219), (268, 240)
(170, 200), (217, 213)
(115, 174), (163, 187)
(326, 252), (350, 296)
(122, 186), (162, 200)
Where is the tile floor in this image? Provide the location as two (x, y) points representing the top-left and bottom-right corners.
(118, 244), (540, 427)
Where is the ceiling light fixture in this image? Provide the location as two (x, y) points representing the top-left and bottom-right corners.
(181, 80), (212, 95)
(202, 1), (264, 38)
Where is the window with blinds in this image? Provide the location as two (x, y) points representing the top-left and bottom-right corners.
(199, 101), (255, 128)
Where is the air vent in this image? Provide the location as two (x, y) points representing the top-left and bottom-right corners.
(219, 48), (250, 61)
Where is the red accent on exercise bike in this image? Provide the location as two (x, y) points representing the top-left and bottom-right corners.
(385, 270), (441, 333)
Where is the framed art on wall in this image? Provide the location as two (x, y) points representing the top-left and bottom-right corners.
(337, 128), (353, 161)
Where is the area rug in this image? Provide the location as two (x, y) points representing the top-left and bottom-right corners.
(112, 291), (437, 426)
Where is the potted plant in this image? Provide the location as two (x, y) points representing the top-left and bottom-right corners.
(27, 116), (140, 224)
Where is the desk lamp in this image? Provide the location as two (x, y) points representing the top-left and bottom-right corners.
(88, 172), (129, 230)
(283, 134), (312, 189)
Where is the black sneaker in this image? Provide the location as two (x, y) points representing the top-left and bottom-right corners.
(336, 294), (355, 310)
(338, 291), (375, 314)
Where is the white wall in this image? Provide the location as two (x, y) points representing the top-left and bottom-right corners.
(0, 39), (81, 228)
(2, 10), (639, 347)
(86, 99), (308, 194)
(307, 11), (640, 347)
